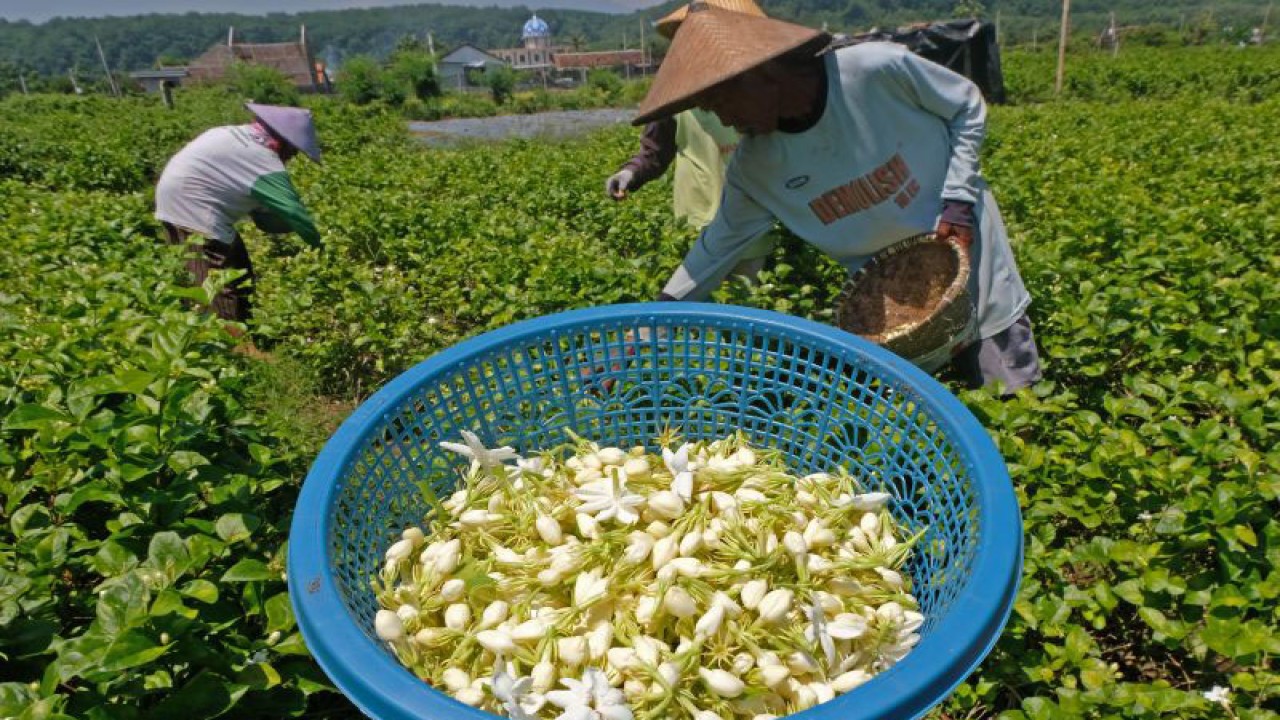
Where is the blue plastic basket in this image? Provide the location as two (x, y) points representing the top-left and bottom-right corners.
(288, 303), (1022, 720)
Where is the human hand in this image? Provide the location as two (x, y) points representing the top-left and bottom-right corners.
(935, 221), (973, 248)
(936, 201), (975, 248)
(606, 169), (635, 200)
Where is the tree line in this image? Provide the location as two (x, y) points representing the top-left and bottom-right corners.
(0, 0), (1272, 81)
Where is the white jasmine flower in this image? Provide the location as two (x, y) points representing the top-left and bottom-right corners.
(492, 663), (545, 720)
(695, 603), (727, 638)
(444, 603), (471, 631)
(662, 443), (696, 501)
(557, 637), (589, 668)
(598, 447), (628, 466)
(577, 512), (602, 540)
(512, 617), (551, 643)
(476, 628), (516, 655)
(664, 586), (698, 618)
(699, 668), (745, 698)
(454, 687), (484, 706)
(442, 668), (472, 692)
(384, 538), (415, 564)
(622, 456), (651, 479)
(831, 669), (872, 693)
(757, 589), (794, 624)
(439, 430), (520, 470)
(573, 570), (609, 607)
(646, 490), (685, 520)
(875, 567), (904, 589)
(622, 531), (654, 565)
(575, 468), (644, 525)
(843, 492), (892, 512)
(1203, 685), (1231, 706)
(651, 534), (680, 571)
(827, 612), (870, 640)
(481, 600), (510, 628)
(536, 514), (565, 545)
(439, 577), (465, 601)
(739, 579), (769, 610)
(804, 599), (836, 665)
(517, 456), (546, 474)
(545, 668), (633, 720)
(433, 539), (462, 575)
(374, 609), (403, 642)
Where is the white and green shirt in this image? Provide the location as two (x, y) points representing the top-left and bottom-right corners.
(662, 42), (1031, 340)
(672, 109), (741, 228)
(155, 125), (320, 246)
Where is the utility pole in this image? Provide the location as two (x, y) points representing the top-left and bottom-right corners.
(1109, 11), (1119, 56)
(995, 10), (1002, 47)
(69, 69), (83, 95)
(639, 18), (647, 75)
(18, 72), (28, 95)
(1263, 2), (1273, 42)
(1055, 0), (1071, 96)
(94, 35), (121, 97)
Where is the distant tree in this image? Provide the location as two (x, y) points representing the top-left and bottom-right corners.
(587, 68), (623, 101)
(337, 55), (385, 105)
(155, 53), (188, 68)
(387, 48), (440, 101)
(395, 34), (427, 54)
(953, 0), (986, 19)
(567, 34), (587, 52)
(484, 64), (517, 105)
(228, 62), (300, 105)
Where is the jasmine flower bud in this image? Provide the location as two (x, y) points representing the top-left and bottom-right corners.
(699, 668), (745, 698)
(375, 609), (403, 641)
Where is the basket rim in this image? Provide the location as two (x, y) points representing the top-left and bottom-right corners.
(287, 302), (1022, 720)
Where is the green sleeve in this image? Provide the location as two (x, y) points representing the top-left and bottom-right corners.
(249, 207), (293, 234)
(250, 171), (321, 247)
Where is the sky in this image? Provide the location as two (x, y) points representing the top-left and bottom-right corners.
(0, 0), (664, 23)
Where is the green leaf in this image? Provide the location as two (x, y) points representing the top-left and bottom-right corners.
(220, 559), (275, 582)
(1138, 607), (1189, 640)
(214, 513), (260, 543)
(179, 579), (219, 604)
(166, 451), (209, 474)
(93, 542), (139, 577)
(95, 574), (150, 636)
(146, 532), (192, 584)
(3, 404), (71, 430)
(150, 589), (196, 619)
(264, 592), (295, 633)
(1233, 524), (1258, 547)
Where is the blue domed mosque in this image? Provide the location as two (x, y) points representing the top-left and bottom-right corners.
(490, 14), (559, 70)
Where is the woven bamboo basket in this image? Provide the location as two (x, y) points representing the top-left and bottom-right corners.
(834, 233), (977, 371)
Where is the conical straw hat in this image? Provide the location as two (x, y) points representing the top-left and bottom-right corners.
(655, 0), (766, 40)
(635, 3), (829, 125)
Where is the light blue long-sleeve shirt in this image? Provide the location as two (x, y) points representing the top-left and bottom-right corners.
(661, 42), (1030, 341)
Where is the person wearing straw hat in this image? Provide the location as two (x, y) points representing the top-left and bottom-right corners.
(155, 103), (323, 324)
(635, 3), (1041, 392)
(606, 0), (775, 281)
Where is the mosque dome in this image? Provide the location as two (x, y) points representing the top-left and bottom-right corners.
(522, 14), (551, 39)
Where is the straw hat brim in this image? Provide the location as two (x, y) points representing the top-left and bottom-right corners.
(246, 103), (323, 163)
(636, 6), (830, 126)
(655, 0), (767, 40)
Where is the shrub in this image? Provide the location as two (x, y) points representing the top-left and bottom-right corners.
(227, 62), (300, 106)
(337, 55), (384, 106)
(387, 48), (440, 101)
